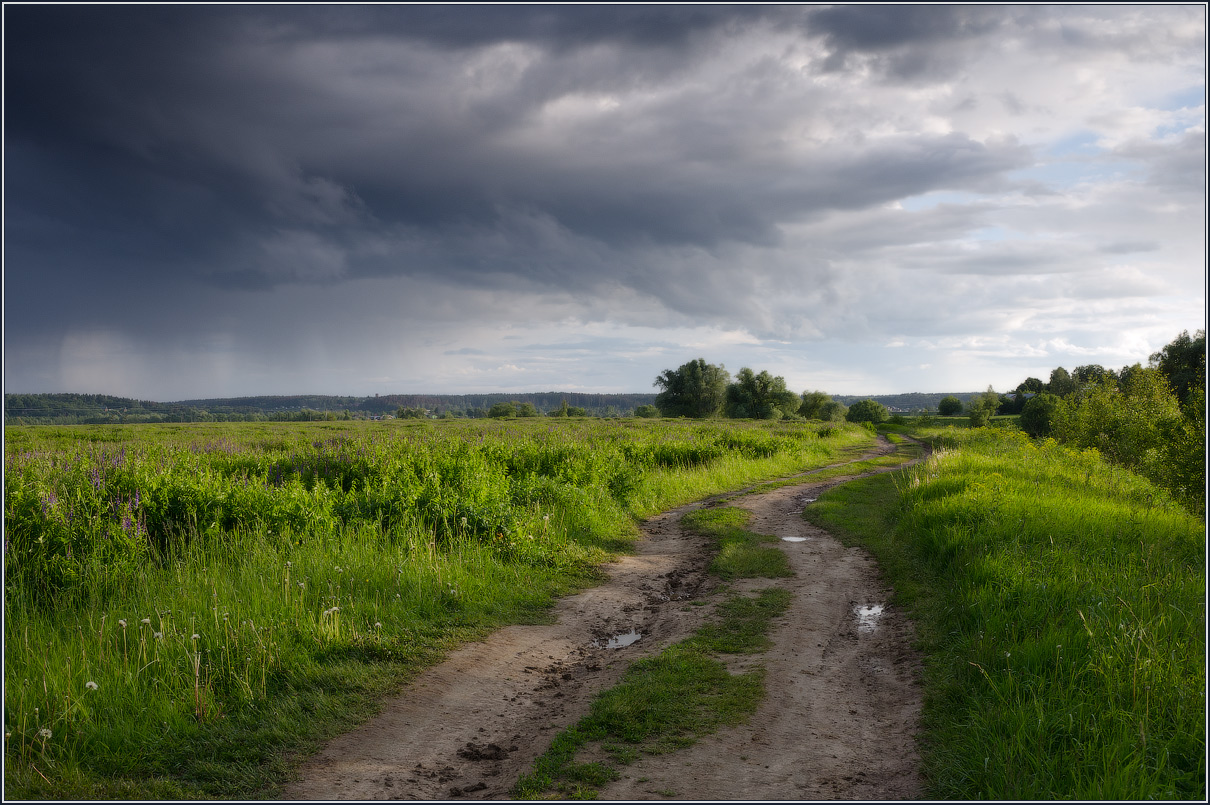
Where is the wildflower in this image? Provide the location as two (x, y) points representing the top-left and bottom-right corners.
(118, 619), (127, 629)
(141, 618), (151, 625)
(191, 634), (200, 641)
(543, 514), (550, 523)
(286, 561), (292, 568)
(85, 681), (98, 691)
(38, 728), (52, 740)
(374, 622), (382, 629)
(154, 632), (163, 639)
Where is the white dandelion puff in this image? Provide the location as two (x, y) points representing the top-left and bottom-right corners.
(38, 728), (52, 740)
(85, 681), (99, 691)
(118, 619), (127, 628)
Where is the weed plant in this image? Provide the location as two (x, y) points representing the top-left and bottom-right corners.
(807, 426), (1205, 800)
(3, 418), (871, 798)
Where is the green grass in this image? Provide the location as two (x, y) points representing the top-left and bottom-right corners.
(806, 426), (1205, 800)
(681, 507), (791, 580)
(4, 418), (874, 799)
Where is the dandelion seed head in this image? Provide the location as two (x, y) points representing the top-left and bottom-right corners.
(38, 728), (51, 740)
(141, 618), (151, 625)
(85, 681), (98, 691)
(374, 622), (382, 629)
(154, 632), (163, 639)
(118, 619), (127, 628)
(191, 634), (200, 641)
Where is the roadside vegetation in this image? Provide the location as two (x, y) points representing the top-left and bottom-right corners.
(808, 424), (1205, 800)
(3, 417), (874, 799)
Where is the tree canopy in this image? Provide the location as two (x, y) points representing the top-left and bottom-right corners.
(724, 368), (799, 419)
(1150, 329), (1206, 406)
(846, 399), (888, 424)
(653, 359), (730, 418)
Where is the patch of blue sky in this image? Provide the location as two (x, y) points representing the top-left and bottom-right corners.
(1157, 85), (1205, 111)
(1008, 158), (1137, 190)
(1046, 131), (1103, 157)
(968, 226), (1011, 243)
(899, 190), (981, 211)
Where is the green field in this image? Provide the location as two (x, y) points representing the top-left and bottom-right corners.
(808, 424), (1205, 800)
(3, 417), (874, 799)
(4, 417), (1203, 800)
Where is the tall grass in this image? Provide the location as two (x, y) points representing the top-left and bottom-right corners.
(808, 426), (1205, 800)
(4, 417), (873, 798)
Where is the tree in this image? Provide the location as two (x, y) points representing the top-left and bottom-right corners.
(653, 359), (730, 418)
(724, 368), (800, 419)
(1074, 364), (1115, 387)
(798, 390), (831, 419)
(634, 404), (660, 418)
(846, 399), (888, 424)
(516, 402), (539, 417)
(1015, 377), (1045, 394)
(487, 401), (515, 418)
(1019, 392), (1063, 437)
(967, 386), (1001, 427)
(1149, 329), (1206, 406)
(818, 400), (848, 421)
(1046, 367), (1078, 397)
(937, 395), (963, 416)
(396, 406), (429, 419)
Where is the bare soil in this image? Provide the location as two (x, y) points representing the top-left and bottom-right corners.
(282, 437), (926, 801)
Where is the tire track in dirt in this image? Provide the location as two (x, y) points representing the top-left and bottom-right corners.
(281, 436), (926, 801)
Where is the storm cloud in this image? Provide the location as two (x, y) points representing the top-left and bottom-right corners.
(4, 5), (1204, 399)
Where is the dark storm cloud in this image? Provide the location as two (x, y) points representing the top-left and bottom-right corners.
(805, 4), (1007, 78)
(5, 5), (1201, 400)
(4, 2), (1031, 315)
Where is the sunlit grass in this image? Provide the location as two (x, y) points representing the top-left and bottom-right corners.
(807, 426), (1205, 800)
(4, 417), (875, 798)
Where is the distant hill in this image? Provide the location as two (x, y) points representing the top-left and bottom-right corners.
(3, 392), (658, 424)
(832, 392), (985, 412)
(4, 390), (989, 424)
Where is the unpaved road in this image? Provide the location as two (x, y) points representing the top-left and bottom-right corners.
(282, 437), (926, 801)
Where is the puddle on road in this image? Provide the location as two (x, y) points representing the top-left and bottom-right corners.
(854, 604), (885, 633)
(599, 630), (642, 649)
(781, 536), (809, 542)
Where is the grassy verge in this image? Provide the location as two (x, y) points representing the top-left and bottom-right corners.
(806, 426), (1205, 800)
(4, 419), (874, 799)
(513, 507), (791, 799)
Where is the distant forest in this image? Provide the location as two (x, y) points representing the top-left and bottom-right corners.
(4, 390), (982, 425)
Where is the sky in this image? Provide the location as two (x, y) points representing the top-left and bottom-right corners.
(3, 4), (1206, 401)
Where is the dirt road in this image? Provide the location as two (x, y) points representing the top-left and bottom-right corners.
(282, 437), (925, 800)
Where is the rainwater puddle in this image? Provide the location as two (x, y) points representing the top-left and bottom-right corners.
(781, 536), (809, 543)
(854, 604), (885, 634)
(600, 630), (642, 649)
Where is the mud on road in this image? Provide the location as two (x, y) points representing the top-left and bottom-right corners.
(282, 437), (927, 801)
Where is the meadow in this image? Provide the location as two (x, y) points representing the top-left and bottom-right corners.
(3, 417), (872, 799)
(809, 425), (1205, 799)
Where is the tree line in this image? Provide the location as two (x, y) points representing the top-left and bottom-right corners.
(650, 358), (889, 423)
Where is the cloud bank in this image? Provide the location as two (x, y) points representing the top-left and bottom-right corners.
(4, 5), (1204, 399)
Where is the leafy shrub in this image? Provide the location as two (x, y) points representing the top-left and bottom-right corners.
(845, 399), (888, 424)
